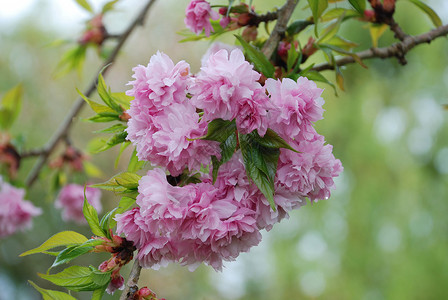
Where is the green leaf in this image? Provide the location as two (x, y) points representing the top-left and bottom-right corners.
(307, 0), (329, 35)
(20, 231), (88, 257)
(325, 35), (358, 51)
(254, 129), (298, 152)
(348, 0), (365, 14)
(83, 190), (106, 237)
(111, 92), (133, 110)
(102, 0), (119, 13)
(97, 73), (123, 113)
(321, 8), (359, 22)
(100, 208), (118, 238)
(77, 88), (115, 115)
(300, 70), (337, 95)
(51, 239), (104, 268)
(128, 148), (146, 172)
(287, 43), (300, 71)
(318, 11), (345, 44)
(39, 266), (110, 292)
(202, 119), (237, 143)
(91, 172), (141, 191)
(55, 45), (87, 77)
(92, 287), (106, 300)
(286, 20), (314, 36)
(234, 35), (275, 77)
(28, 281), (77, 300)
(108, 196), (136, 229)
(239, 132), (279, 210)
(335, 65), (345, 91)
(87, 112), (120, 123)
(369, 23), (388, 48)
(90, 131), (128, 153)
(0, 84), (23, 130)
(319, 44), (366, 68)
(94, 123), (127, 134)
(405, 0), (442, 27)
(74, 0), (94, 13)
(115, 141), (130, 168)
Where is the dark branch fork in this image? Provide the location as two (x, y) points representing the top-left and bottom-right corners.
(25, 0), (157, 187)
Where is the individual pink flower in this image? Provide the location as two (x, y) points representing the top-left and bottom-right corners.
(190, 48), (262, 122)
(127, 100), (219, 176)
(185, 0), (220, 37)
(235, 88), (270, 136)
(0, 176), (42, 238)
(265, 77), (325, 141)
(276, 135), (343, 202)
(55, 184), (102, 224)
(126, 51), (190, 113)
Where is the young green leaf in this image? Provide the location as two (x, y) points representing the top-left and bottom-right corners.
(91, 286), (107, 300)
(128, 148), (146, 172)
(369, 23), (388, 48)
(201, 119), (237, 143)
(287, 44), (299, 71)
(51, 239), (104, 268)
(325, 35), (358, 51)
(83, 190), (106, 237)
(20, 231), (88, 257)
(307, 0), (329, 35)
(102, 0), (119, 13)
(74, 0), (94, 13)
(286, 20), (314, 36)
(83, 161), (104, 178)
(111, 92), (133, 110)
(97, 73), (123, 113)
(234, 35), (275, 77)
(0, 84), (23, 130)
(90, 172), (141, 192)
(38, 266), (110, 292)
(28, 281), (77, 300)
(108, 196), (136, 229)
(404, 0), (442, 27)
(100, 208), (118, 237)
(321, 8), (359, 22)
(115, 141), (131, 168)
(239, 132), (281, 210)
(348, 0), (365, 14)
(300, 70), (337, 95)
(318, 12), (346, 44)
(77, 88), (115, 115)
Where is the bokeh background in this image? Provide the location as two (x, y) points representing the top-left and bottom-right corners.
(1, 0), (448, 299)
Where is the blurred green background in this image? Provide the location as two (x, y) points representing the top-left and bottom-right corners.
(1, 0), (448, 299)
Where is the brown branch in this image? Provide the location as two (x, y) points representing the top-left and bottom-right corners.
(249, 10), (279, 26)
(25, 0), (157, 188)
(261, 0), (299, 59)
(20, 148), (46, 158)
(120, 259), (142, 300)
(312, 24), (448, 72)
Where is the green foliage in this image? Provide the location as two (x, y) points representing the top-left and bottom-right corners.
(239, 132), (280, 210)
(38, 266), (110, 292)
(235, 35), (275, 77)
(51, 239), (104, 268)
(102, 0), (120, 13)
(83, 191), (106, 237)
(286, 20), (314, 36)
(348, 0), (365, 14)
(20, 231), (88, 257)
(55, 45), (87, 77)
(90, 172), (141, 197)
(74, 0), (94, 13)
(308, 0), (329, 35)
(404, 0), (442, 27)
(0, 84), (23, 130)
(29, 281), (77, 300)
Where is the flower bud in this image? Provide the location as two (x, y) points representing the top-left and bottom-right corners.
(242, 26), (257, 42)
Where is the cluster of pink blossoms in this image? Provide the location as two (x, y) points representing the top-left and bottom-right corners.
(0, 175), (42, 238)
(119, 47), (342, 271)
(55, 184), (102, 224)
(184, 0), (220, 37)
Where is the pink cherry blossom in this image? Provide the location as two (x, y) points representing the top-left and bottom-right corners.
(184, 0), (220, 37)
(276, 135), (343, 201)
(55, 184), (102, 224)
(265, 77), (325, 141)
(0, 176), (42, 238)
(190, 48), (262, 122)
(126, 51), (190, 113)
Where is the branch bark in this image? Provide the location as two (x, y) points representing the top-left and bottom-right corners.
(25, 0), (157, 188)
(120, 259), (142, 300)
(261, 0), (298, 59)
(312, 24), (448, 72)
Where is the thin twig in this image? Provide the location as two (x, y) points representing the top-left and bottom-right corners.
(20, 148), (46, 158)
(120, 260), (142, 300)
(312, 24), (448, 72)
(261, 0), (298, 59)
(25, 0), (157, 188)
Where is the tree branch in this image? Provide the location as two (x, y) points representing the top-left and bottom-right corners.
(120, 259), (142, 300)
(25, 0), (157, 188)
(261, 0), (298, 59)
(311, 24), (448, 72)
